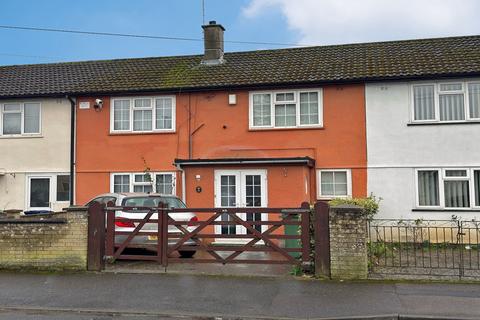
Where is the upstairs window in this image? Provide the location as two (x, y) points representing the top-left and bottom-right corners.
(1, 102), (40, 136)
(469, 83), (480, 119)
(412, 81), (480, 123)
(274, 92), (296, 127)
(111, 96), (175, 133)
(133, 99), (152, 131)
(250, 89), (323, 129)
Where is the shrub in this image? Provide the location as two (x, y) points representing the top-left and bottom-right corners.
(329, 194), (381, 219)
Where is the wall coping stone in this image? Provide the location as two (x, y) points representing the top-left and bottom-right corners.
(0, 218), (67, 224)
(64, 206), (89, 212)
(0, 211), (71, 224)
(330, 204), (364, 214)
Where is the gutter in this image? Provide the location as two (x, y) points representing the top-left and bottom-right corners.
(175, 158), (315, 167)
(66, 96), (76, 206)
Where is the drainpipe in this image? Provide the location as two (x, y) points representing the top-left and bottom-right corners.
(188, 93), (192, 159)
(66, 96), (76, 206)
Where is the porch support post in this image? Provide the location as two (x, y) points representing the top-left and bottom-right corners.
(300, 202), (311, 271)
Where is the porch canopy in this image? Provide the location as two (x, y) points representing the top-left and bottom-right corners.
(174, 157), (315, 167)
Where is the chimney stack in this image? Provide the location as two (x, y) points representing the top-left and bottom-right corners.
(202, 21), (225, 65)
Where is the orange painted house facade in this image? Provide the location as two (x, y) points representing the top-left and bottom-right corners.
(1, 21), (479, 227)
(73, 22), (368, 239)
(75, 84), (367, 209)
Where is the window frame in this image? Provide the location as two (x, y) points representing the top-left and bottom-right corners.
(467, 82), (480, 120)
(110, 172), (176, 195)
(316, 169), (352, 200)
(132, 98), (153, 132)
(0, 101), (42, 137)
(112, 173), (131, 193)
(154, 173), (175, 195)
(110, 96), (176, 134)
(132, 173), (154, 193)
(410, 80), (480, 124)
(471, 168), (480, 209)
(249, 89), (323, 130)
(25, 173), (70, 210)
(414, 168), (442, 209)
(415, 168), (480, 210)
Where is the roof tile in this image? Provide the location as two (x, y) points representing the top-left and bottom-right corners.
(0, 35), (479, 98)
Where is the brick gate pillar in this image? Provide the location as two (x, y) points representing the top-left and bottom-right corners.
(329, 204), (368, 280)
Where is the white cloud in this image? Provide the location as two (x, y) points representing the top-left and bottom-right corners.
(242, 0), (480, 45)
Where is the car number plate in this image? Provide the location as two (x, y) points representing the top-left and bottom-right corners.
(148, 235), (158, 241)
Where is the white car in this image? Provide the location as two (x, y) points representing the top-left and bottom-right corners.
(86, 193), (198, 258)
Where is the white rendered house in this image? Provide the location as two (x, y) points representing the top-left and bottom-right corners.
(366, 79), (480, 220)
(0, 98), (71, 212)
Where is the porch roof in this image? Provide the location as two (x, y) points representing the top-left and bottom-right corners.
(174, 157), (315, 167)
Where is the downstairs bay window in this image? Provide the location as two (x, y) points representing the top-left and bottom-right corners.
(111, 172), (175, 195)
(250, 89), (323, 129)
(416, 168), (480, 209)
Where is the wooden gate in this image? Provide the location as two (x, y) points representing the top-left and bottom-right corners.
(90, 202), (312, 268)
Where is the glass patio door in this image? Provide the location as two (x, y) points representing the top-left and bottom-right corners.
(27, 176), (52, 210)
(214, 170), (267, 242)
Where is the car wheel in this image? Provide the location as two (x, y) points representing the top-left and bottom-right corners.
(178, 250), (196, 258)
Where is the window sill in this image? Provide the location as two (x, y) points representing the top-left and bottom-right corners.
(109, 130), (176, 136)
(0, 134), (43, 139)
(407, 121), (480, 126)
(249, 125), (324, 132)
(317, 196), (351, 201)
(412, 208), (480, 212)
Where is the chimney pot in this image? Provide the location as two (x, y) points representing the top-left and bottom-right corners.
(202, 21), (225, 65)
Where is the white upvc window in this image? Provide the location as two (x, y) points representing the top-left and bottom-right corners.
(415, 168), (480, 209)
(110, 172), (176, 195)
(317, 169), (352, 199)
(133, 98), (153, 132)
(249, 89), (323, 129)
(0, 102), (41, 136)
(26, 173), (70, 210)
(133, 173), (153, 193)
(111, 96), (175, 133)
(411, 80), (480, 123)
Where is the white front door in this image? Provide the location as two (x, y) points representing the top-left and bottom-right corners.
(27, 176), (52, 210)
(214, 169), (268, 242)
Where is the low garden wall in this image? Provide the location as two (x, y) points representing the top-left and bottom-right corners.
(0, 207), (88, 271)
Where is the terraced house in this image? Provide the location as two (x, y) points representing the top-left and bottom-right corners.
(0, 79), (73, 212)
(0, 21), (479, 225)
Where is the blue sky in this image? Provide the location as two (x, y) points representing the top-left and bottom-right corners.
(1, 0), (479, 66)
(0, 0), (296, 65)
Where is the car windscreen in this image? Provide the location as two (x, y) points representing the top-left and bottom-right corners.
(122, 196), (186, 209)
